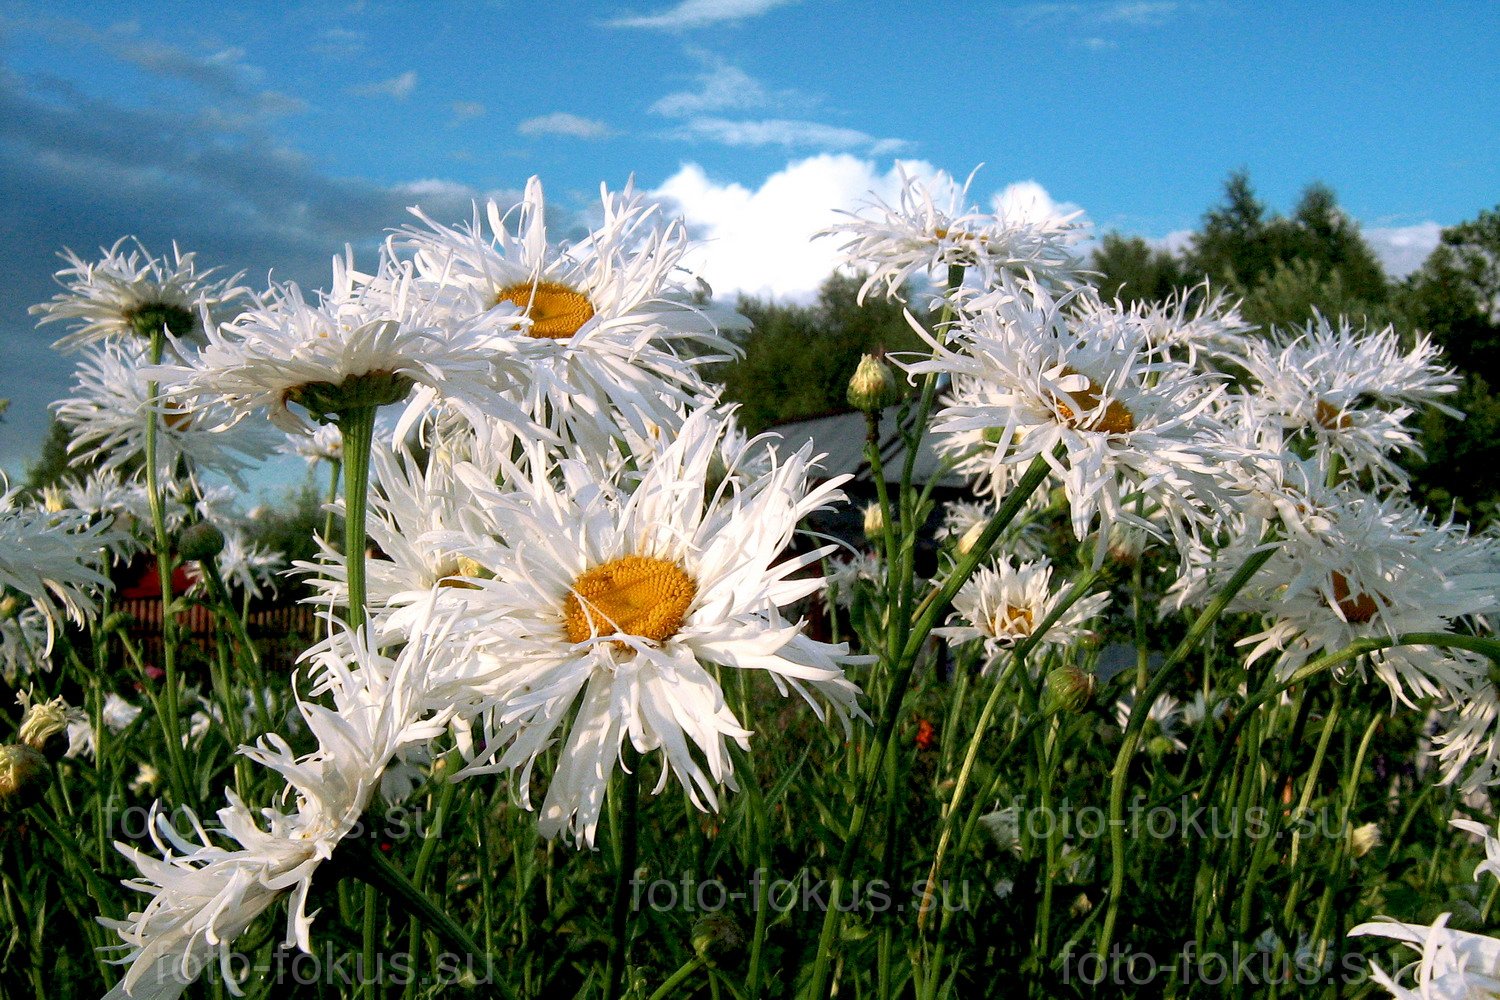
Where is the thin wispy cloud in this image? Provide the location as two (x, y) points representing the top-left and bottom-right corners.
(1366, 221), (1443, 278)
(348, 69), (417, 100)
(517, 112), (616, 139)
(1020, 1), (1182, 29)
(666, 117), (908, 155)
(449, 100), (487, 126)
(649, 49), (810, 116)
(606, 0), (799, 30)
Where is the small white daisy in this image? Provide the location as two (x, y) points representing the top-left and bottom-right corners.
(30, 238), (247, 354)
(936, 558), (1109, 659)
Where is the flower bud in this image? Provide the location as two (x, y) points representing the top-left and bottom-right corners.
(1348, 822), (1382, 859)
(956, 520), (987, 557)
(0, 594), (21, 623)
(846, 354), (896, 412)
(0, 744), (48, 808)
(1041, 665), (1096, 716)
(179, 521), (226, 562)
(692, 914), (745, 964)
(862, 502), (886, 539)
(18, 695), (73, 752)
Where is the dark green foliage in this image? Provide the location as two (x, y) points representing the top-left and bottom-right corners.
(717, 271), (925, 432)
(1090, 233), (1189, 306)
(1396, 207), (1500, 522)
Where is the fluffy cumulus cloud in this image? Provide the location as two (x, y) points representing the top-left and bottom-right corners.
(649, 155), (1082, 302)
(1365, 221), (1443, 278)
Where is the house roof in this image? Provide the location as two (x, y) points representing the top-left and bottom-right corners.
(761, 406), (968, 488)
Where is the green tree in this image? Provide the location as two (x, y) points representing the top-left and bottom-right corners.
(1397, 207), (1500, 522)
(1090, 233), (1188, 305)
(717, 271), (924, 431)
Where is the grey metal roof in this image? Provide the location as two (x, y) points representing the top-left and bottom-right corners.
(760, 406), (968, 488)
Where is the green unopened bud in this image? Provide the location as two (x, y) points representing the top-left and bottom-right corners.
(0, 594), (21, 623)
(1145, 735), (1178, 759)
(179, 521), (226, 562)
(0, 744), (49, 808)
(846, 354), (896, 412)
(691, 914), (745, 964)
(862, 502), (886, 539)
(1041, 666), (1096, 716)
(102, 610), (133, 634)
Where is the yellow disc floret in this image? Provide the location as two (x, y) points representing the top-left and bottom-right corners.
(1051, 366), (1136, 434)
(563, 555), (697, 646)
(496, 281), (595, 340)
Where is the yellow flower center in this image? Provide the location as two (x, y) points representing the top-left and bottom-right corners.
(1315, 399), (1354, 430)
(495, 281), (595, 340)
(1329, 571), (1379, 624)
(563, 555), (697, 647)
(1051, 367), (1136, 434)
(437, 556), (486, 590)
(992, 605), (1036, 637)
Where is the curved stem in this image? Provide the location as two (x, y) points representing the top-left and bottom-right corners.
(1098, 538), (1278, 957)
(647, 957), (707, 1000)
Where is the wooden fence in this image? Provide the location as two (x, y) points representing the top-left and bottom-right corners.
(115, 597), (321, 675)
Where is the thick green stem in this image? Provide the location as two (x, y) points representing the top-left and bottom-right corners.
(335, 406), (377, 633)
(604, 744), (642, 1000)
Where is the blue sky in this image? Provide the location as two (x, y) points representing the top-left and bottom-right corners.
(2, 0), (1497, 496)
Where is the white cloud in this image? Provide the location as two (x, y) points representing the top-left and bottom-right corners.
(648, 155), (1080, 302)
(668, 117), (907, 155)
(1365, 221), (1442, 278)
(1076, 36), (1118, 50)
(649, 50), (807, 116)
(1149, 229), (1195, 255)
(990, 180), (1088, 228)
(349, 70), (417, 100)
(606, 0), (798, 30)
(516, 112), (616, 139)
(449, 100), (487, 126)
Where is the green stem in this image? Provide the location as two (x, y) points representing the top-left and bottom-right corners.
(604, 745), (642, 1000)
(647, 957), (708, 1000)
(1098, 538), (1278, 958)
(323, 456), (343, 547)
(335, 406), (377, 633)
(802, 453), (1053, 1000)
(141, 327), (192, 808)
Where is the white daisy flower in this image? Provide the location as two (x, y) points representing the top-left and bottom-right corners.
(0, 483), (119, 653)
(207, 527), (285, 601)
(298, 440), (500, 639)
(936, 558), (1109, 659)
(103, 616), (454, 999)
(0, 604), (48, 684)
(1239, 312), (1461, 486)
(280, 422), (343, 466)
(161, 249), (508, 432)
(398, 176), (743, 451)
(822, 164), (1083, 304)
(30, 238), (247, 354)
(1113, 689), (1187, 752)
(1350, 912), (1500, 999)
(53, 339), (278, 488)
(426, 409), (866, 845)
(908, 286), (1229, 553)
